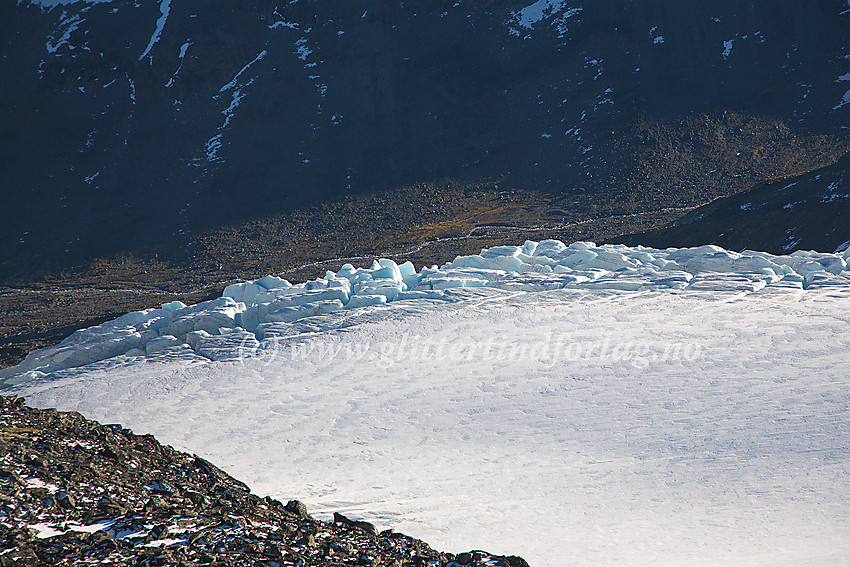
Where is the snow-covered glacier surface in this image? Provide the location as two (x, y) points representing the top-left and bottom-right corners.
(6, 240), (850, 566)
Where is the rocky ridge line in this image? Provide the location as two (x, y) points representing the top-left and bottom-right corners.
(0, 395), (528, 567)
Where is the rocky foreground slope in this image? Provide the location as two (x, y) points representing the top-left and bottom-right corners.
(0, 395), (527, 567)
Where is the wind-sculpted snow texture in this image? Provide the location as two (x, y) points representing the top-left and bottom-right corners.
(5, 240), (850, 566)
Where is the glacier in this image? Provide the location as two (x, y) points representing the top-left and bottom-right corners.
(3, 240), (849, 386)
(4, 240), (850, 566)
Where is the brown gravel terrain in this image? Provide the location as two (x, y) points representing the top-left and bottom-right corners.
(0, 179), (690, 371)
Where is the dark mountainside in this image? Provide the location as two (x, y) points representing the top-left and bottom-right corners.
(2, 0), (850, 284)
(623, 150), (850, 254)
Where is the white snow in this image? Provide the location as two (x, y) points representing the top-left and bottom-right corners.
(783, 233), (802, 252)
(220, 53), (265, 125)
(649, 26), (664, 44)
(219, 50), (267, 94)
(833, 88), (850, 111)
(138, 0), (171, 62)
(45, 13), (82, 54)
(294, 37), (312, 61)
(508, 0), (581, 37)
(5, 240), (850, 566)
(177, 41), (191, 60)
(28, 0), (112, 6)
(30, 523), (66, 539)
(23, 477), (60, 492)
(165, 40), (192, 87)
(221, 89), (248, 129)
(199, 50), (268, 162)
(31, 519), (116, 539)
(203, 133), (222, 162)
(269, 20), (299, 30)
(512, 0), (568, 28)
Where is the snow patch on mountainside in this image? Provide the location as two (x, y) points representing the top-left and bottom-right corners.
(508, 0), (581, 38)
(139, 0), (172, 62)
(45, 11), (81, 54)
(26, 0), (113, 7)
(219, 50), (267, 94)
(834, 89), (850, 110)
(197, 49), (268, 164)
(165, 41), (192, 88)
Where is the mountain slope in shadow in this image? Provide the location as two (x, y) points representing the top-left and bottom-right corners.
(618, 151), (850, 255)
(1, 0), (849, 280)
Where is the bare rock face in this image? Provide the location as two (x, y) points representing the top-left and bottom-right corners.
(2, 1), (849, 279)
(0, 395), (525, 567)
